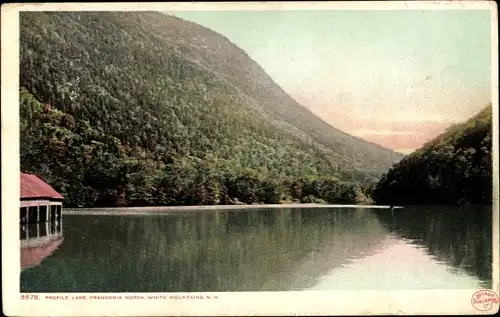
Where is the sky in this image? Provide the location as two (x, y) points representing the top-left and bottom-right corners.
(169, 10), (492, 154)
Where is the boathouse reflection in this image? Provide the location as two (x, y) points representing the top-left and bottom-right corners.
(21, 220), (64, 271)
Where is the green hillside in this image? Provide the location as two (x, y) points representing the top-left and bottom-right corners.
(20, 12), (402, 207)
(373, 105), (493, 205)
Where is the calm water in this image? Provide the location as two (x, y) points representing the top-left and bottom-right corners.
(20, 205), (493, 292)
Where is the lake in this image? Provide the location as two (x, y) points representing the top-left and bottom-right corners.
(20, 205), (493, 292)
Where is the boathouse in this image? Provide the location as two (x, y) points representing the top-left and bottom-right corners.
(20, 173), (64, 224)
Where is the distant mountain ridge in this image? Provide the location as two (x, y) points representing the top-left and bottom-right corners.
(20, 11), (402, 207)
(155, 12), (403, 169)
(373, 105), (493, 205)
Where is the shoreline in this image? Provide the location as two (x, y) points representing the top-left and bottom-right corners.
(63, 203), (402, 215)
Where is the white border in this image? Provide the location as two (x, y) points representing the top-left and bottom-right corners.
(2, 1), (499, 316)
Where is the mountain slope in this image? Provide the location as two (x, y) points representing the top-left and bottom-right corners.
(20, 11), (402, 207)
(373, 105), (493, 205)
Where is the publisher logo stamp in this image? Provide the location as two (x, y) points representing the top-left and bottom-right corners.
(471, 290), (499, 311)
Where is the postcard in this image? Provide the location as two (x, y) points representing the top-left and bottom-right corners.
(2, 1), (499, 316)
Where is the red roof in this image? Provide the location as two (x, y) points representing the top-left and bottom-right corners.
(20, 173), (64, 200)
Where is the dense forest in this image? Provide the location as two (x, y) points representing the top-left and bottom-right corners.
(373, 105), (493, 205)
(19, 12), (402, 207)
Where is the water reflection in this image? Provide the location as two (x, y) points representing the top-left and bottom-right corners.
(21, 208), (388, 292)
(20, 206), (493, 292)
(373, 205), (492, 288)
(21, 220), (64, 271)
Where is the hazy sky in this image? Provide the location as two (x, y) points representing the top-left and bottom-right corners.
(169, 10), (492, 153)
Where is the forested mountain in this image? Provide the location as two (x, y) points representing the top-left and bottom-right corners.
(20, 11), (402, 207)
(373, 105), (493, 205)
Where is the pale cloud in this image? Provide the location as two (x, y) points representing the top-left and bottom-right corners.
(349, 129), (425, 137)
(288, 52), (489, 126)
